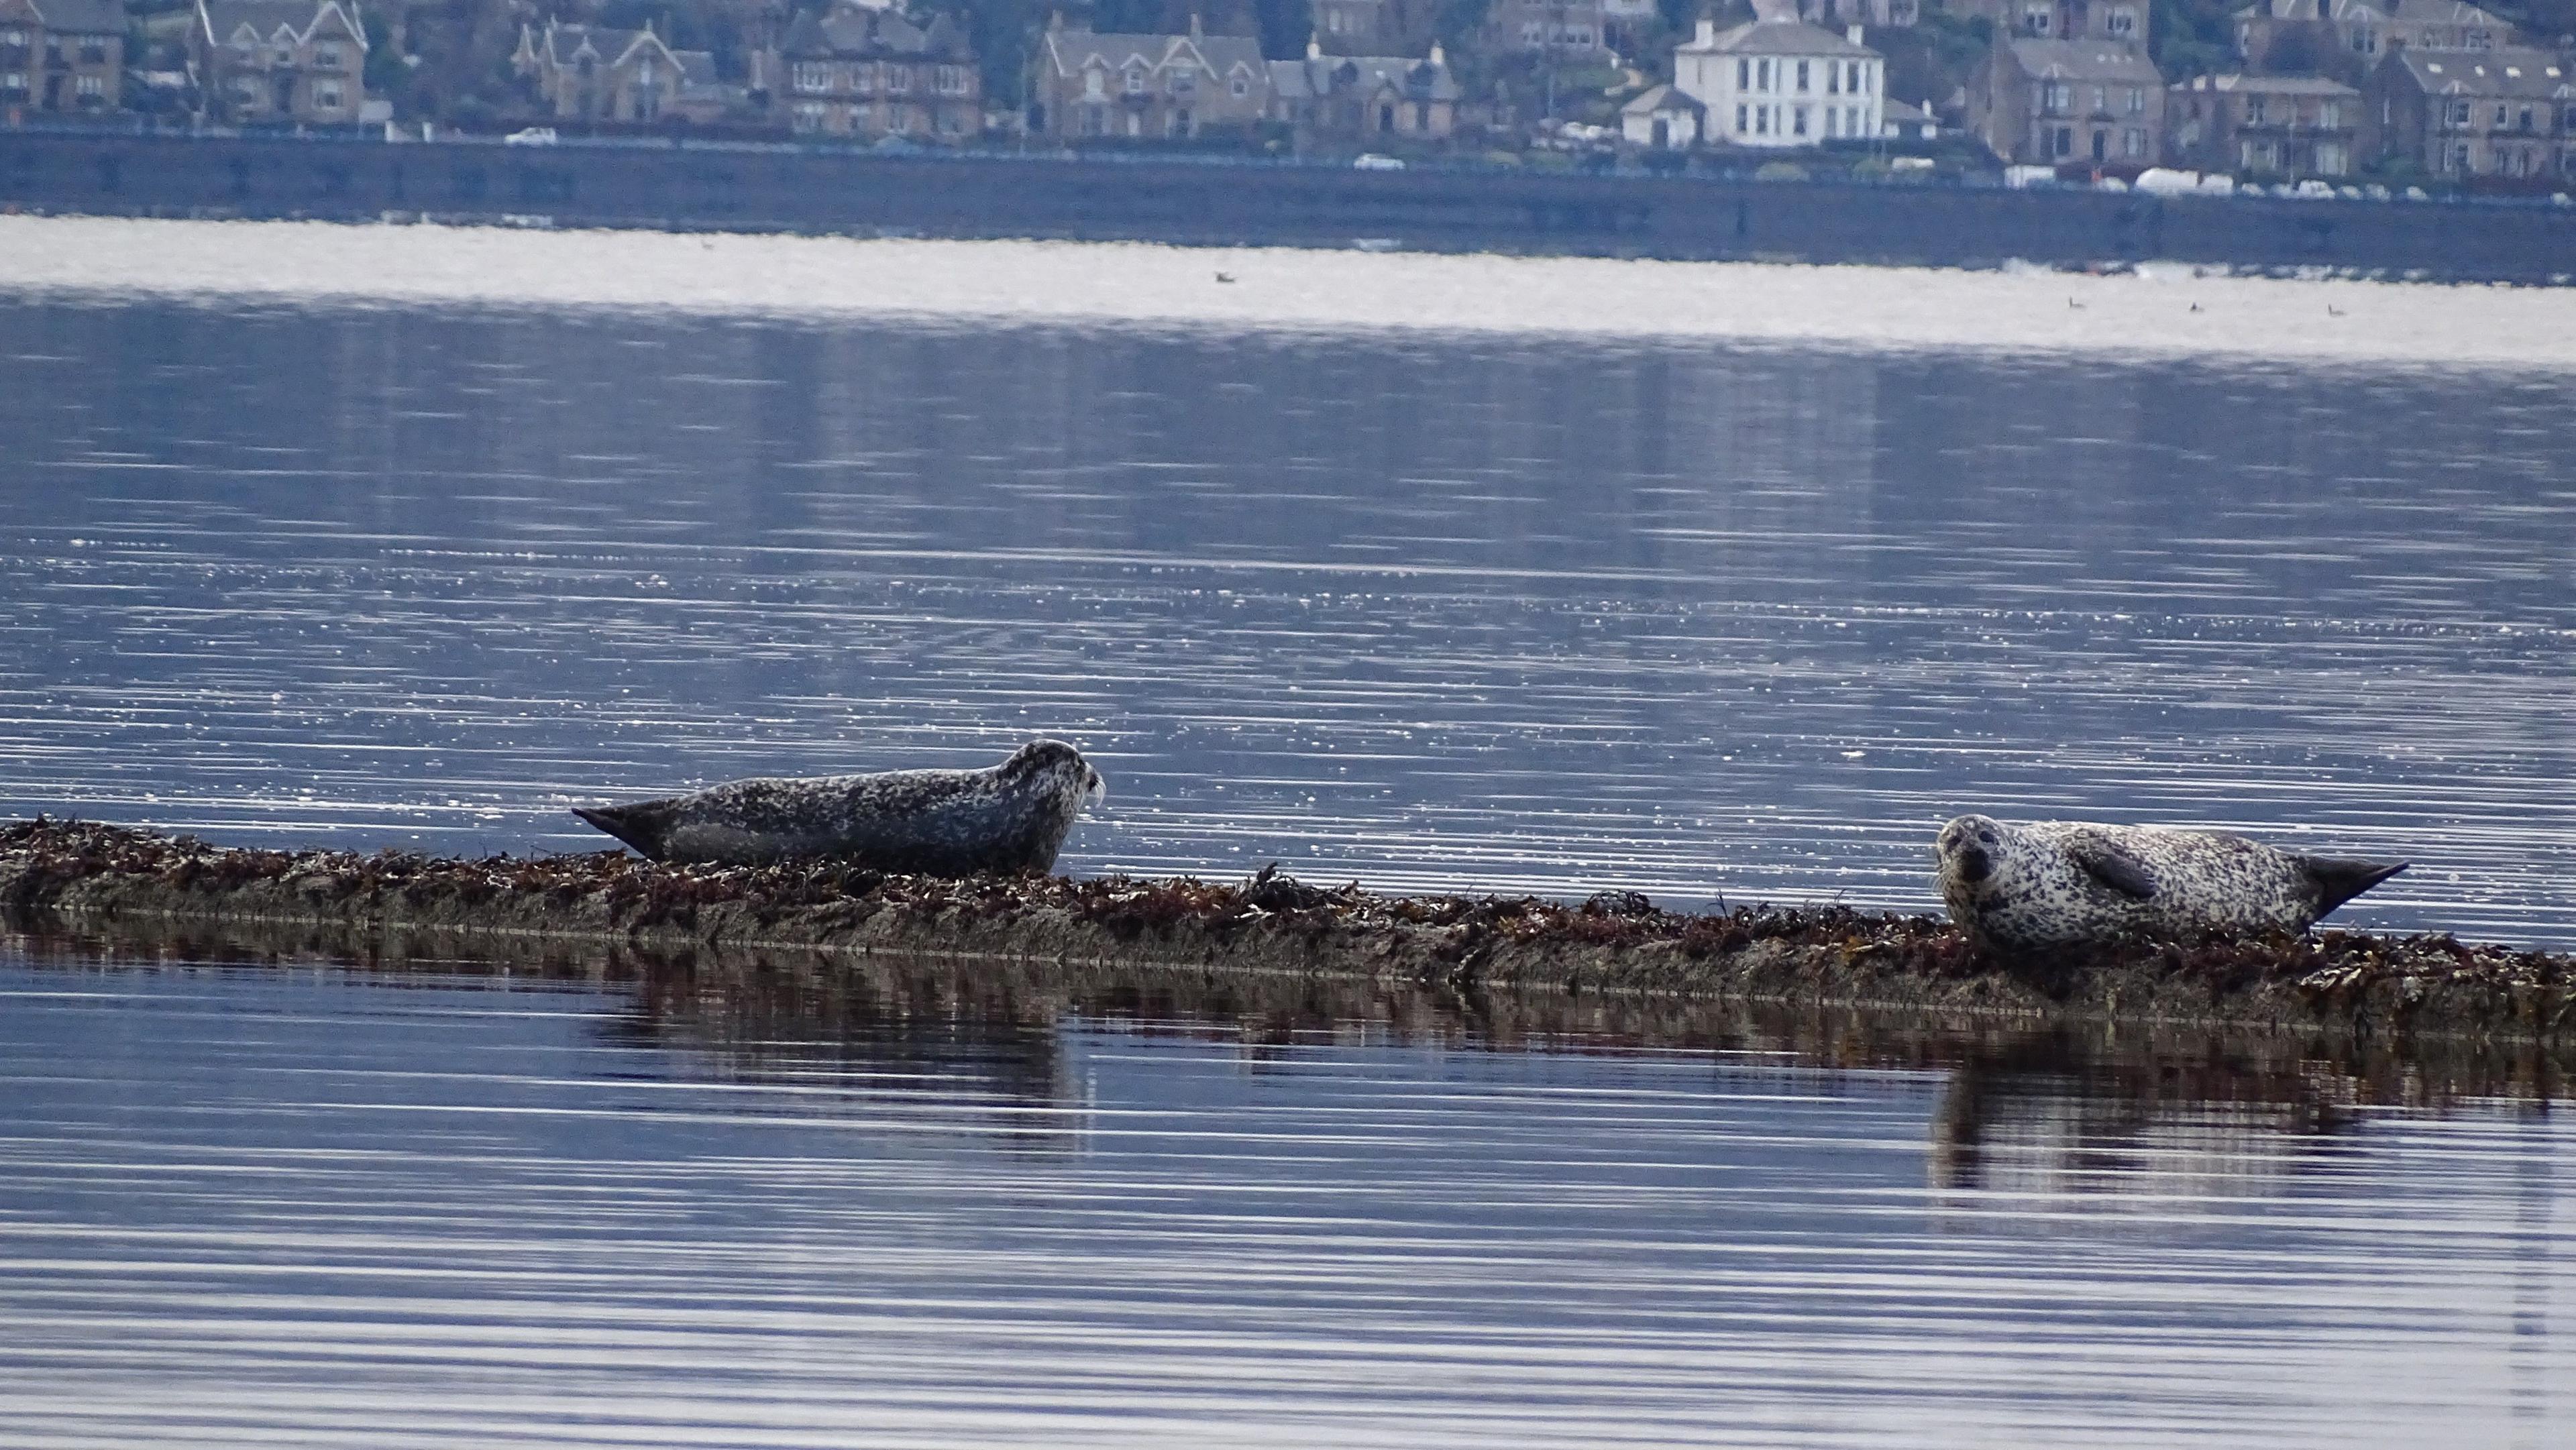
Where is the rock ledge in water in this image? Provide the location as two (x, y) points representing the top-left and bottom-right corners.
(1, 818), (2569, 1042)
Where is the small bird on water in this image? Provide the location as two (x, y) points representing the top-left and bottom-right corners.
(573, 739), (1106, 875)
(1935, 814), (2406, 953)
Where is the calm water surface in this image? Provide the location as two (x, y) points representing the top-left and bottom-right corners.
(4, 233), (2575, 1444)
(1, 274), (2573, 942)
(0, 949), (2567, 1448)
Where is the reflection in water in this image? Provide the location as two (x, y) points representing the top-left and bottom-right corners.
(1, 942), (2572, 1446)
(3, 300), (2575, 943)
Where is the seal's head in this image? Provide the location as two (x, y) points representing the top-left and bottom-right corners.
(1935, 814), (2008, 893)
(1000, 738), (1107, 812)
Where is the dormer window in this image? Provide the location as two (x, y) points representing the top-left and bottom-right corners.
(2108, 6), (2136, 36)
(1230, 70), (1247, 97)
(1124, 65), (1144, 94)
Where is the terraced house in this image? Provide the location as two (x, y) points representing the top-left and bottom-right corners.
(1971, 34), (2164, 166)
(192, 0), (368, 125)
(777, 1), (979, 140)
(1032, 17), (1271, 141)
(2365, 44), (2575, 180)
(1268, 38), (1459, 141)
(2167, 72), (2361, 177)
(0, 0), (123, 116)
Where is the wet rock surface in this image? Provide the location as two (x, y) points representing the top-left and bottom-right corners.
(3, 817), (2571, 1042)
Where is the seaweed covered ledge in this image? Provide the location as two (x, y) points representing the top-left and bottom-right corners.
(3, 818), (2570, 1042)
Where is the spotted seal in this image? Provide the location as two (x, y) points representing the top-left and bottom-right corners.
(1935, 814), (2406, 952)
(572, 739), (1106, 874)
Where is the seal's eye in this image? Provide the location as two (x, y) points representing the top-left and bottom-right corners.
(1976, 829), (1996, 846)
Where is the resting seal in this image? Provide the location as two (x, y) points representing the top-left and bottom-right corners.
(1935, 814), (2406, 952)
(572, 739), (1106, 874)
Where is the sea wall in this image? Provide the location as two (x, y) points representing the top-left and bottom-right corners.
(5, 130), (2573, 282)
(4, 819), (2569, 1042)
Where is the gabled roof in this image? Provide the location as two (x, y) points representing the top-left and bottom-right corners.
(1041, 27), (1265, 81)
(1678, 18), (1878, 60)
(2390, 46), (2571, 98)
(198, 0), (366, 52)
(21, 0), (125, 35)
(1274, 51), (1460, 104)
(782, 3), (973, 62)
(2002, 38), (2163, 85)
(540, 22), (682, 72)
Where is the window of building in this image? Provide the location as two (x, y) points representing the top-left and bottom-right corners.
(0, 29), (22, 47)
(0, 71), (21, 95)
(793, 101), (824, 131)
(316, 43), (340, 68)
(1756, 105), (1768, 134)
(1827, 62), (1839, 95)
(1757, 58), (1771, 91)
(78, 40), (106, 64)
(2317, 141), (2346, 174)
(795, 62), (828, 93)
(1847, 61), (1861, 93)
(313, 80), (340, 109)
(2051, 125), (2071, 156)
(1168, 65), (1194, 95)
(2447, 100), (2469, 126)
(2318, 101), (2339, 128)
(2043, 82), (2070, 114)
(2108, 6), (2136, 35)
(2125, 86), (2143, 115)
(2123, 126), (2144, 156)
(2090, 87), (2106, 113)
(1823, 107), (1837, 137)
(1796, 60), (1809, 93)
(2447, 142), (2469, 169)
(2353, 27), (2375, 54)
(2495, 103), (2508, 127)
(1847, 105), (1859, 134)
(1793, 105), (1808, 135)
(2023, 5), (2051, 34)
(1735, 102), (1747, 131)
(2247, 95), (2266, 124)
(1230, 71), (1247, 97)
(1737, 58), (1748, 90)
(1123, 66), (1144, 95)
(887, 66), (910, 95)
(2518, 105), (2534, 132)
(1083, 67), (1104, 99)
(853, 102), (873, 129)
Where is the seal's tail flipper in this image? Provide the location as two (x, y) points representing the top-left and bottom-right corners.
(2301, 855), (2408, 917)
(572, 802), (672, 858)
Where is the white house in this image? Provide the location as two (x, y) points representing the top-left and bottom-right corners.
(1672, 5), (1884, 148)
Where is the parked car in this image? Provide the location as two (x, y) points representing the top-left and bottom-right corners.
(503, 127), (559, 146)
(2294, 179), (2335, 199)
(1352, 154), (1405, 172)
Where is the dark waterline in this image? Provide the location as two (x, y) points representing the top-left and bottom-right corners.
(2, 297), (2573, 947)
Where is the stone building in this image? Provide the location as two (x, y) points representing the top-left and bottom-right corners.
(1269, 38), (1459, 140)
(1970, 34), (2164, 166)
(2364, 44), (2574, 180)
(191, 0), (368, 127)
(775, 1), (979, 140)
(2234, 0), (2512, 82)
(1487, 0), (1612, 60)
(2166, 72), (2361, 176)
(513, 21), (721, 125)
(1952, 0), (2149, 44)
(0, 0), (125, 116)
(1672, 11), (1884, 148)
(1031, 17), (1271, 141)
(1620, 82), (1705, 148)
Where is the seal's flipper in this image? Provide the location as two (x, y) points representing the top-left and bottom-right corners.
(2299, 855), (2407, 916)
(572, 802), (674, 859)
(2069, 838), (2158, 900)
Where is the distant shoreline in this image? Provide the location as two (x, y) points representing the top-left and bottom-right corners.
(6, 818), (2568, 1044)
(3, 129), (2575, 292)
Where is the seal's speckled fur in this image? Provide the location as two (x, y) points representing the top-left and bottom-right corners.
(1935, 814), (2406, 952)
(573, 739), (1105, 873)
